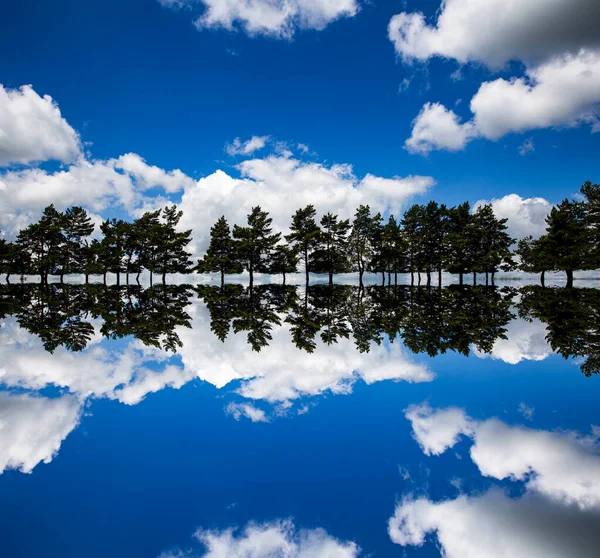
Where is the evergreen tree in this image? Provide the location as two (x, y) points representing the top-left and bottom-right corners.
(349, 205), (379, 284)
(233, 206), (281, 286)
(270, 245), (299, 284)
(61, 206), (95, 280)
(311, 212), (351, 284)
(545, 199), (590, 287)
(156, 205), (193, 281)
(135, 210), (163, 283)
(16, 204), (64, 282)
(444, 202), (475, 284)
(580, 181), (600, 268)
(378, 215), (406, 284)
(100, 218), (129, 284)
(197, 216), (242, 285)
(402, 205), (425, 283)
(516, 235), (554, 286)
(285, 205), (321, 284)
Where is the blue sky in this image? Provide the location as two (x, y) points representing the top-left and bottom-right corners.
(1, 0), (599, 252)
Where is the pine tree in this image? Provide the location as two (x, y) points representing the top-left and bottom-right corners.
(444, 202), (475, 284)
(197, 216), (242, 285)
(270, 245), (298, 284)
(580, 181), (600, 269)
(516, 235), (554, 285)
(285, 205), (321, 284)
(233, 206), (281, 286)
(100, 218), (129, 284)
(545, 199), (590, 287)
(61, 206), (95, 280)
(156, 205), (193, 282)
(311, 213), (351, 284)
(349, 205), (379, 284)
(401, 205), (424, 283)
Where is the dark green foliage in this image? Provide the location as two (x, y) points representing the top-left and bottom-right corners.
(270, 245), (299, 282)
(349, 205), (381, 282)
(61, 207), (95, 276)
(310, 213), (351, 282)
(233, 206), (281, 284)
(197, 216), (242, 283)
(285, 205), (321, 283)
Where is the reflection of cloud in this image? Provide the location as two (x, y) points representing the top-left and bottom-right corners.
(405, 403), (600, 508)
(160, 519), (360, 557)
(472, 317), (551, 363)
(0, 302), (433, 415)
(0, 393), (81, 474)
(389, 490), (600, 558)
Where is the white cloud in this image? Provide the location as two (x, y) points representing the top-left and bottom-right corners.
(472, 194), (552, 240)
(472, 317), (551, 362)
(225, 402), (270, 423)
(159, 0), (359, 39)
(0, 392), (81, 474)
(518, 138), (535, 156)
(406, 49), (600, 153)
(225, 136), (270, 156)
(404, 102), (477, 155)
(404, 403), (473, 456)
(388, 0), (600, 68)
(0, 84), (81, 167)
(389, 490), (600, 558)
(114, 153), (196, 193)
(405, 403), (600, 508)
(194, 519), (360, 557)
(178, 154), (434, 256)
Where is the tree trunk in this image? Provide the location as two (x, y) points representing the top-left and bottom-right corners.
(6, 274), (10, 284)
(221, 269), (225, 287)
(381, 271), (385, 286)
(473, 271), (476, 285)
(60, 273), (64, 284)
(459, 272), (464, 285)
(540, 270), (545, 287)
(116, 272), (120, 286)
(565, 269), (573, 288)
(426, 271), (431, 285)
(417, 272), (421, 285)
(282, 272), (286, 286)
(305, 249), (309, 286)
(438, 268), (442, 286)
(491, 271), (495, 285)
(162, 272), (166, 284)
(150, 271), (153, 287)
(103, 272), (107, 285)
(410, 271), (414, 285)
(329, 271), (333, 286)
(85, 273), (89, 284)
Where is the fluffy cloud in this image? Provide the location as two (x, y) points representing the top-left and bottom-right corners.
(472, 194), (552, 239)
(159, 0), (359, 39)
(405, 403), (600, 508)
(0, 392), (81, 474)
(404, 102), (476, 155)
(388, 0), (600, 68)
(406, 50), (600, 153)
(178, 155), (434, 256)
(404, 403), (473, 456)
(0, 84), (81, 167)
(388, 490), (600, 558)
(161, 519), (360, 557)
(225, 136), (270, 156)
(472, 317), (551, 363)
(0, 154), (194, 238)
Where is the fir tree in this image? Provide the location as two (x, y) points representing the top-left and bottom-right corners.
(311, 212), (351, 284)
(197, 216), (242, 285)
(233, 206), (281, 286)
(285, 205), (321, 284)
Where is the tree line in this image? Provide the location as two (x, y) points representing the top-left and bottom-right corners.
(1, 181), (598, 285)
(0, 205), (193, 284)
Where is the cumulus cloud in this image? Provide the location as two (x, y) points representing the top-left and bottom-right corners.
(225, 402), (270, 423)
(472, 194), (552, 239)
(406, 50), (600, 154)
(0, 84), (81, 167)
(404, 102), (476, 155)
(0, 392), (81, 474)
(161, 519), (360, 557)
(405, 403), (600, 508)
(472, 317), (551, 363)
(178, 154), (434, 256)
(159, 0), (359, 39)
(225, 136), (270, 156)
(388, 0), (600, 68)
(389, 490), (600, 558)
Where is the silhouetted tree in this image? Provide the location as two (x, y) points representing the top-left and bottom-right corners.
(197, 216), (242, 285)
(311, 212), (351, 284)
(286, 205), (321, 284)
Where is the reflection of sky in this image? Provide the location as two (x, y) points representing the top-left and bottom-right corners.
(0, 300), (599, 556)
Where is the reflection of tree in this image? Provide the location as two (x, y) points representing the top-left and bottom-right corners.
(0, 283), (193, 354)
(518, 286), (600, 376)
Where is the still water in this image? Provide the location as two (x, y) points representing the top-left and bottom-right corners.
(0, 281), (599, 557)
